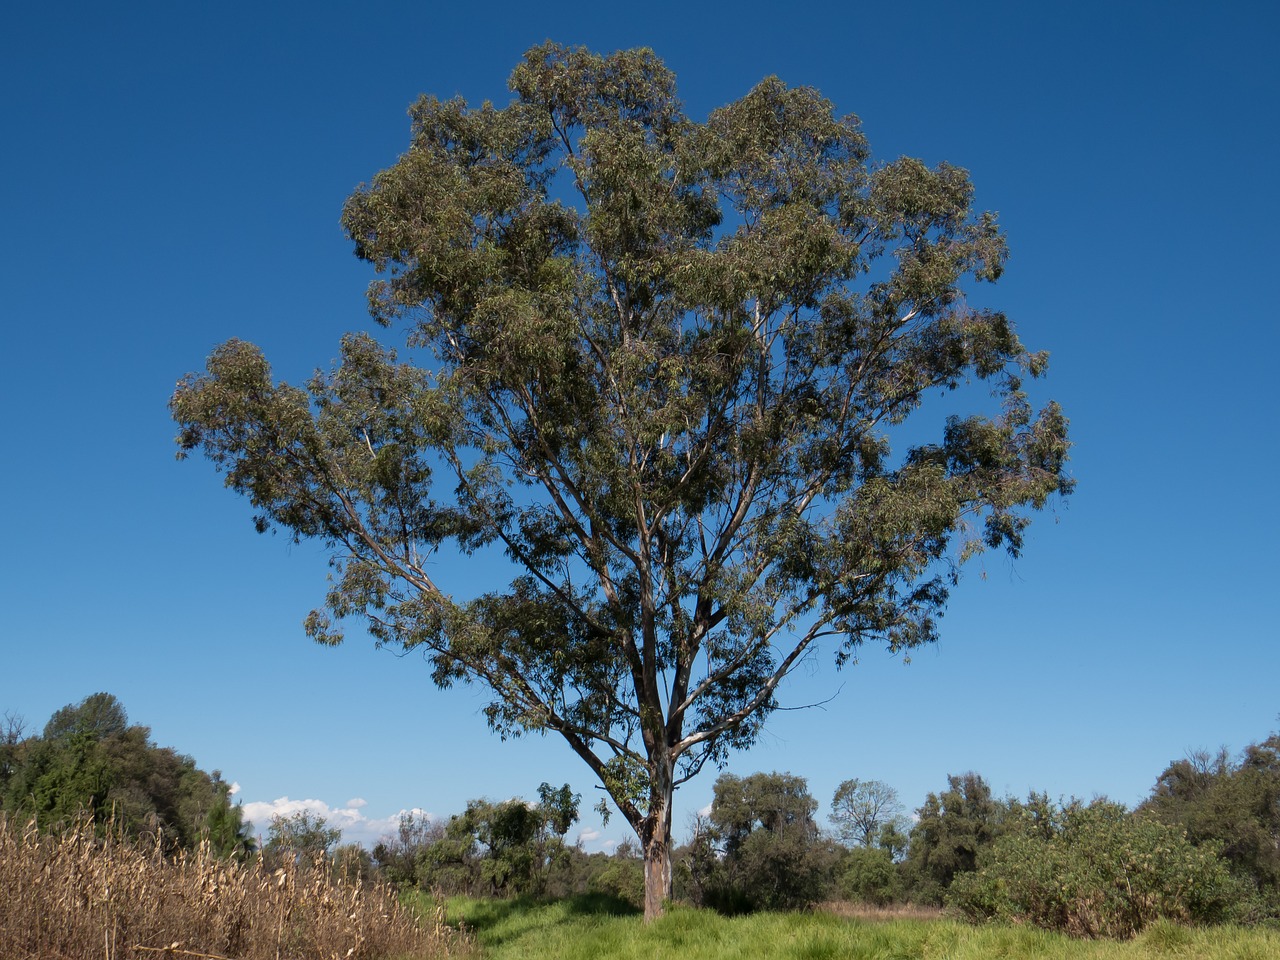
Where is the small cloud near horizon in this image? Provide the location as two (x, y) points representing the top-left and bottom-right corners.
(240, 797), (434, 848)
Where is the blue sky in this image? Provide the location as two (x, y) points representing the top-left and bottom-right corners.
(2, 1), (1277, 851)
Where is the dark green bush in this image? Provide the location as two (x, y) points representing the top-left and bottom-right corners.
(1142, 736), (1280, 916)
(904, 772), (1008, 903)
(840, 846), (900, 905)
(703, 771), (839, 911)
(948, 798), (1246, 938)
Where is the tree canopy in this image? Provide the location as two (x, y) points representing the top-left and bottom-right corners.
(905, 771), (1006, 902)
(172, 42), (1071, 917)
(706, 771), (832, 910)
(0, 694), (251, 857)
(831, 777), (906, 848)
(264, 810), (342, 863)
(1142, 736), (1280, 912)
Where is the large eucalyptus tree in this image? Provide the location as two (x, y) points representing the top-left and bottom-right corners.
(172, 43), (1072, 918)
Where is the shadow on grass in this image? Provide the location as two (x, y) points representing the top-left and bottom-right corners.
(453, 893), (640, 948)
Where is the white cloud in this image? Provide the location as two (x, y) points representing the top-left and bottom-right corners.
(240, 797), (435, 849)
(577, 828), (601, 844)
(227, 782), (241, 796)
(697, 803), (712, 818)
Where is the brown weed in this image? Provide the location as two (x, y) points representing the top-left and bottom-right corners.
(0, 813), (468, 960)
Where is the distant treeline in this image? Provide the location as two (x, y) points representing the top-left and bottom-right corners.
(362, 731), (1280, 936)
(4, 694), (1278, 938)
(0, 693), (252, 857)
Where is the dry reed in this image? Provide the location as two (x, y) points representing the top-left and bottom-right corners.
(0, 812), (467, 960)
(815, 900), (947, 923)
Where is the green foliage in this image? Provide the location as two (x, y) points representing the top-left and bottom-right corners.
(713, 772), (819, 845)
(263, 814), (340, 865)
(905, 772), (1007, 902)
(264, 810), (341, 863)
(876, 819), (911, 862)
(405, 783), (581, 898)
(589, 840), (645, 908)
(172, 42), (1072, 915)
(203, 776), (255, 859)
(0, 714), (24, 801)
(373, 810), (443, 887)
(672, 814), (719, 908)
(1142, 735), (1280, 914)
(43, 692), (128, 741)
(830, 777), (906, 849)
(948, 797), (1246, 938)
(1, 694), (241, 854)
(700, 771), (838, 911)
(840, 846), (901, 905)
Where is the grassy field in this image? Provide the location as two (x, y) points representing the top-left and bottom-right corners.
(434, 894), (1280, 960)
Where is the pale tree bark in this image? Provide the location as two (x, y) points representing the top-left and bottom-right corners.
(638, 756), (675, 921)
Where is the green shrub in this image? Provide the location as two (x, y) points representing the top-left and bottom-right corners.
(904, 772), (1008, 903)
(589, 857), (645, 908)
(704, 772), (839, 912)
(840, 846), (901, 905)
(948, 798), (1245, 938)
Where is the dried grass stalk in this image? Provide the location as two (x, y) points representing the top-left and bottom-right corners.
(0, 812), (467, 960)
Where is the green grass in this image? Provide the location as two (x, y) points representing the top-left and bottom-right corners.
(418, 894), (1280, 960)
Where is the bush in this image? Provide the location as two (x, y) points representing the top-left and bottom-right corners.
(948, 798), (1246, 938)
(703, 771), (840, 912)
(722, 827), (838, 911)
(840, 846), (901, 905)
(904, 772), (1007, 902)
(1143, 736), (1280, 915)
(589, 857), (645, 908)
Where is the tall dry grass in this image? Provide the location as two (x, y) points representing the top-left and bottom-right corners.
(815, 900), (946, 922)
(0, 813), (467, 960)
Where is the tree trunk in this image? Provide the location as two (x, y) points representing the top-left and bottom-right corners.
(642, 829), (672, 921)
(640, 758), (675, 921)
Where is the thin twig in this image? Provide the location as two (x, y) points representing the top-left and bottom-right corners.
(131, 947), (237, 960)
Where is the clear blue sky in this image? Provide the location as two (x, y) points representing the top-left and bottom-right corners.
(3, 0), (1277, 850)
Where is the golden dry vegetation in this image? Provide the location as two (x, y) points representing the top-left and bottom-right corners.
(0, 813), (468, 960)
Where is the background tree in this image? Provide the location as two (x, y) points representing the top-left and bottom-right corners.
(875, 819), (911, 862)
(1142, 734), (1280, 915)
(411, 783), (580, 897)
(673, 810), (720, 908)
(830, 777), (905, 848)
(588, 836), (646, 908)
(332, 842), (376, 883)
(203, 774), (255, 860)
(264, 811), (341, 865)
(1, 694), (232, 852)
(171, 42), (1072, 918)
(905, 771), (1007, 903)
(0, 713), (26, 797)
(840, 846), (901, 905)
(372, 810), (443, 887)
(704, 771), (836, 911)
